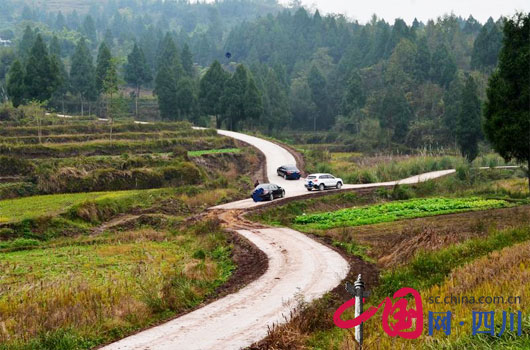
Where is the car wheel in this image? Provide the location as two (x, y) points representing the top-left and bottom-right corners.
(337, 182), (342, 189)
(307, 188), (312, 191)
(319, 183), (325, 191)
(281, 190), (285, 198)
(269, 193), (274, 201)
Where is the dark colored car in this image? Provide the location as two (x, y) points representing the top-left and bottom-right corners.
(276, 165), (301, 180)
(251, 183), (285, 202)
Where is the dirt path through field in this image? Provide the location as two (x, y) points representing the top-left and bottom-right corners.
(98, 129), (519, 350)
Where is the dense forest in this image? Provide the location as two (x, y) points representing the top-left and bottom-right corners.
(0, 0), (506, 153)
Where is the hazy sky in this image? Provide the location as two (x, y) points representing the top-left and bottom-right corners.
(278, 0), (530, 24)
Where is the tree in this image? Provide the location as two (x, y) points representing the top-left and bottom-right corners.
(341, 69), (365, 116)
(471, 18), (503, 70)
(243, 74), (263, 126)
(50, 52), (69, 115)
(95, 42), (112, 94)
(175, 77), (196, 119)
(379, 87), (413, 143)
(199, 60), (229, 128)
(262, 68), (291, 132)
(154, 34), (181, 120)
(82, 15), (97, 45)
(307, 65), (327, 131)
(430, 43), (457, 88)
(221, 65), (248, 130)
(155, 63), (178, 120)
(125, 43), (152, 117)
(181, 43), (194, 77)
(70, 38), (96, 115)
(484, 13), (530, 190)
(290, 77), (317, 130)
(49, 35), (61, 57)
(55, 11), (66, 30)
(24, 34), (60, 102)
(18, 26), (35, 59)
(7, 60), (24, 107)
(443, 75), (464, 144)
(456, 75), (482, 162)
(415, 36), (431, 81)
(102, 59), (119, 140)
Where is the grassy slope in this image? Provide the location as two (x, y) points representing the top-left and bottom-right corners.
(0, 118), (258, 348)
(249, 175), (530, 349)
(0, 221), (234, 350)
(0, 190), (139, 223)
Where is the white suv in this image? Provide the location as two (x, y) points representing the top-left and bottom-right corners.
(305, 173), (343, 191)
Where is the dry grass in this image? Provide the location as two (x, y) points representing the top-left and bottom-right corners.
(0, 221), (234, 348)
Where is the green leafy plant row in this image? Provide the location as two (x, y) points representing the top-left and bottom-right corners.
(293, 197), (510, 229)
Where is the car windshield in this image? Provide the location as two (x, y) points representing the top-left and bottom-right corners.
(255, 184), (271, 190)
(307, 175), (316, 179)
(285, 166), (298, 171)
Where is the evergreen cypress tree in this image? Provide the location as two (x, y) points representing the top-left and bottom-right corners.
(181, 43), (194, 77)
(7, 60), (25, 107)
(243, 74), (263, 125)
(154, 34), (182, 120)
(70, 38), (96, 115)
(471, 18), (503, 70)
(456, 75), (482, 162)
(307, 65), (327, 131)
(175, 77), (195, 119)
(95, 42), (112, 94)
(82, 15), (97, 45)
(199, 60), (229, 128)
(125, 43), (152, 117)
(415, 36), (431, 81)
(484, 13), (530, 189)
(18, 26), (35, 59)
(24, 34), (60, 102)
(431, 43), (457, 88)
(221, 65), (248, 130)
(155, 63), (178, 120)
(341, 69), (365, 116)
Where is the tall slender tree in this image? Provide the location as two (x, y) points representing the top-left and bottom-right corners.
(154, 34), (181, 120)
(431, 43), (457, 88)
(180, 43), (194, 77)
(95, 42), (112, 94)
(70, 38), (96, 115)
(18, 26), (34, 59)
(24, 34), (60, 102)
(199, 60), (229, 128)
(243, 74), (263, 127)
(484, 13), (530, 189)
(155, 62), (177, 120)
(102, 58), (119, 140)
(307, 65), (327, 131)
(221, 65), (249, 130)
(456, 75), (482, 162)
(124, 43), (151, 117)
(7, 60), (25, 107)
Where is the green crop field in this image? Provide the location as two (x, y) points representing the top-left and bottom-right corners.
(293, 197), (511, 229)
(0, 189), (163, 223)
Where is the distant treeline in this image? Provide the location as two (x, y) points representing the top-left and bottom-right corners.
(0, 0), (507, 151)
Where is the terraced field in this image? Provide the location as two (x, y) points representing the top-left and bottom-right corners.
(0, 116), (263, 349)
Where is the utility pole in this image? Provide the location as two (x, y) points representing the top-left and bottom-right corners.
(346, 274), (370, 350)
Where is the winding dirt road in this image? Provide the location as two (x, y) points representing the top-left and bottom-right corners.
(101, 130), (350, 350)
(101, 129), (516, 350)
